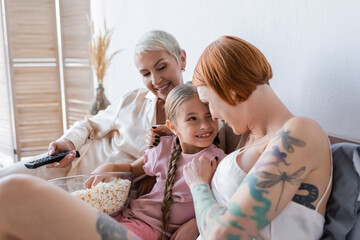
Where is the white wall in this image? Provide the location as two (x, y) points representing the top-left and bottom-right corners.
(91, 0), (360, 142)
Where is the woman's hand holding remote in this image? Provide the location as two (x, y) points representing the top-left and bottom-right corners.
(47, 139), (77, 168)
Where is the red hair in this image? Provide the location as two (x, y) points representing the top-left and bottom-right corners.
(193, 36), (272, 105)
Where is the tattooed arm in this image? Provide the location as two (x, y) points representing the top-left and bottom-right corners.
(184, 117), (331, 239)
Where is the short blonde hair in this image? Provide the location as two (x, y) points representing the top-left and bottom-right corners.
(135, 30), (182, 62)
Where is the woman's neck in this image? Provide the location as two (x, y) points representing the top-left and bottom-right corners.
(245, 84), (294, 144)
(156, 99), (166, 125)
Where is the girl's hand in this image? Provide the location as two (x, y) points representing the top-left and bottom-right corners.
(183, 156), (218, 189)
(145, 124), (173, 148)
(84, 163), (115, 188)
(46, 139), (76, 168)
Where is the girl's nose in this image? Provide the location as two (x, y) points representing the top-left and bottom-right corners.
(200, 120), (211, 129)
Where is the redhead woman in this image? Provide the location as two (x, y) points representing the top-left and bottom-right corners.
(183, 36), (332, 239)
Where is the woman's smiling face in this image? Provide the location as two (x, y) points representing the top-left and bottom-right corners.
(135, 50), (185, 101)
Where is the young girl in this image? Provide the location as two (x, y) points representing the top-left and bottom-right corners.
(86, 83), (227, 240)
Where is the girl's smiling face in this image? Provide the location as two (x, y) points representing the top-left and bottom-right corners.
(167, 95), (219, 154)
(135, 50), (185, 101)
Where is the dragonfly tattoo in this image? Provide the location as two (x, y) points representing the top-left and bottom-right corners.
(255, 167), (306, 211)
(275, 128), (306, 153)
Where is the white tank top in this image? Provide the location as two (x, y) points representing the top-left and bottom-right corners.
(209, 147), (332, 240)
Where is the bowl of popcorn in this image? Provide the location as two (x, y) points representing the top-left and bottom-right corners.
(49, 172), (134, 216)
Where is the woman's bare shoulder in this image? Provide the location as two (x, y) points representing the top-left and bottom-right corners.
(281, 116), (331, 165)
(284, 117), (328, 142)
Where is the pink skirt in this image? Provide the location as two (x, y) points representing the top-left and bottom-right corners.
(113, 213), (159, 240)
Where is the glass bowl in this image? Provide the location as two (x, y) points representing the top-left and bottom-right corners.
(49, 172), (134, 216)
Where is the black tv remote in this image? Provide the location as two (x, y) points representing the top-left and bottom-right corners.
(24, 151), (80, 169)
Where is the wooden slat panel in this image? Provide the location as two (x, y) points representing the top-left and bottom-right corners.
(3, 0), (92, 160)
(60, 0), (91, 58)
(5, 0), (58, 58)
(13, 67), (61, 105)
(4, 0), (64, 159)
(64, 66), (93, 126)
(12, 67), (63, 157)
(60, 0), (93, 128)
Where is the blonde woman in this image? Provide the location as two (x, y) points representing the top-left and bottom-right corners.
(0, 84), (226, 240)
(0, 30), (187, 179)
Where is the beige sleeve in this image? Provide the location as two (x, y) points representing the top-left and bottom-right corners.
(59, 89), (145, 150)
(59, 99), (120, 150)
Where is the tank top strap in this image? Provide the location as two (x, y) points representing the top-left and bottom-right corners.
(315, 140), (333, 211)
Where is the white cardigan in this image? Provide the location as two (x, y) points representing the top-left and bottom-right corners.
(0, 88), (157, 179)
(62, 88), (157, 176)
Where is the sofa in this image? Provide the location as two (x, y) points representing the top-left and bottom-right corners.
(321, 142), (360, 240)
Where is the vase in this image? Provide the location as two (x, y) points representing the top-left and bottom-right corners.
(89, 85), (111, 115)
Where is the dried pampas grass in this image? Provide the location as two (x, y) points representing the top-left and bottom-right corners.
(89, 21), (121, 85)
(88, 21), (120, 115)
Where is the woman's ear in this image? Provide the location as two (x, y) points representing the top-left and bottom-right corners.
(180, 50), (186, 71)
(166, 120), (178, 135)
(230, 89), (240, 103)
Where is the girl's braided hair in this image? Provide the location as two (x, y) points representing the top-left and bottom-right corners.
(161, 83), (197, 239)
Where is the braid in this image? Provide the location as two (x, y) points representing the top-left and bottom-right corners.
(160, 138), (182, 239)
